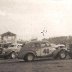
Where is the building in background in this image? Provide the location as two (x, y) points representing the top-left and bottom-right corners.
(1, 31), (17, 44)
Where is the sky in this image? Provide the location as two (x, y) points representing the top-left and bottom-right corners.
(0, 0), (72, 40)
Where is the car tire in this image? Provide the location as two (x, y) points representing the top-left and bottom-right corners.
(10, 52), (16, 59)
(24, 53), (35, 62)
(59, 50), (67, 59)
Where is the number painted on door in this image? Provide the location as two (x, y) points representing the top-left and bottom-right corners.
(43, 49), (49, 54)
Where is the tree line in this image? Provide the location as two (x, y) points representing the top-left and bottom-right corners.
(48, 36), (72, 45)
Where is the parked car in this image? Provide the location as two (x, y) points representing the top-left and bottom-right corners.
(0, 43), (22, 59)
(17, 41), (68, 62)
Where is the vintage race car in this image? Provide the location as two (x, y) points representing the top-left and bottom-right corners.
(0, 43), (22, 59)
(18, 41), (68, 61)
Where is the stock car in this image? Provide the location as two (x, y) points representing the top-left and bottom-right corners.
(0, 43), (22, 59)
(18, 41), (68, 61)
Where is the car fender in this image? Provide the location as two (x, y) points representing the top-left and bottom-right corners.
(24, 51), (36, 57)
(52, 49), (66, 58)
(18, 50), (36, 59)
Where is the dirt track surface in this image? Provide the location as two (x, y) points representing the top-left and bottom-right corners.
(0, 59), (72, 72)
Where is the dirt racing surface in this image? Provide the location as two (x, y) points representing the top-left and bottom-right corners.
(0, 59), (72, 72)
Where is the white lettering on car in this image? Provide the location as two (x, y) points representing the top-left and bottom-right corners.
(43, 49), (49, 54)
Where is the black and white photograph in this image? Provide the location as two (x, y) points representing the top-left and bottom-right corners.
(0, 0), (72, 72)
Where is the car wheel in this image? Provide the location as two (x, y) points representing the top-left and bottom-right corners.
(24, 53), (35, 62)
(59, 50), (67, 59)
(10, 52), (16, 59)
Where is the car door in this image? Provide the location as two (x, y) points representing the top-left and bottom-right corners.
(40, 42), (50, 56)
(34, 43), (41, 57)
